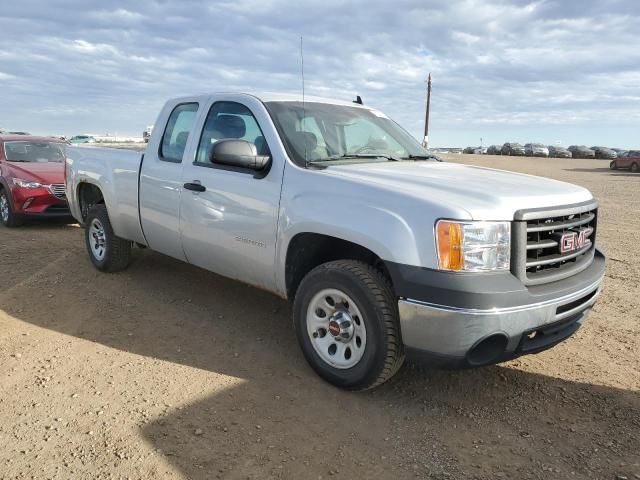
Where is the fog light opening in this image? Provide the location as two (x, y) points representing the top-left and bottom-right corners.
(467, 334), (508, 366)
(22, 198), (34, 209)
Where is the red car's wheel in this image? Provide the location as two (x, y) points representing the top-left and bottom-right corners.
(0, 189), (22, 227)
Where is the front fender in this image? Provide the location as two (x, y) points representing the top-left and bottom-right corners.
(275, 190), (433, 295)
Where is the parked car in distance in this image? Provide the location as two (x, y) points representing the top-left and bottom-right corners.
(65, 92), (605, 390)
(463, 147), (486, 155)
(568, 145), (596, 159)
(524, 143), (549, 157)
(501, 142), (525, 156)
(613, 149), (628, 158)
(590, 146), (617, 160)
(70, 135), (96, 144)
(610, 150), (640, 172)
(486, 145), (502, 155)
(8, 131), (31, 135)
(143, 125), (153, 143)
(548, 146), (572, 158)
(0, 134), (71, 227)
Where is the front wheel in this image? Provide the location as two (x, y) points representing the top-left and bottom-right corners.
(293, 260), (404, 390)
(84, 205), (132, 272)
(0, 189), (21, 227)
(610, 161), (617, 170)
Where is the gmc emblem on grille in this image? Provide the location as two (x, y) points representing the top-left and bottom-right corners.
(559, 228), (592, 254)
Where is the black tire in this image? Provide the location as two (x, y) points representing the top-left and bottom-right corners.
(84, 204), (132, 272)
(631, 163), (639, 173)
(0, 189), (22, 227)
(293, 260), (404, 390)
(610, 161), (617, 170)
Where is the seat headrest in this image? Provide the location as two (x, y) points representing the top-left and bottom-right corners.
(213, 114), (246, 139)
(175, 131), (189, 147)
(290, 131), (318, 153)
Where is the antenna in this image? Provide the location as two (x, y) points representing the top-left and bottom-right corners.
(300, 36), (308, 166)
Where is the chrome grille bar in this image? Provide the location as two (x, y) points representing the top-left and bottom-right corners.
(526, 212), (595, 233)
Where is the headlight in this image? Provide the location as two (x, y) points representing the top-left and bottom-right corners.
(436, 220), (510, 272)
(13, 178), (44, 189)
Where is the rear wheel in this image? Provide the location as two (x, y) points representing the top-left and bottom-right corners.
(84, 205), (132, 272)
(631, 163), (639, 173)
(293, 260), (404, 390)
(0, 189), (21, 227)
(610, 161), (617, 170)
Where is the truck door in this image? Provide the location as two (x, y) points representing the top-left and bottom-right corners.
(179, 97), (284, 291)
(139, 101), (200, 260)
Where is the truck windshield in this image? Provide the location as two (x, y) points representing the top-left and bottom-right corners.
(3, 141), (66, 162)
(265, 101), (433, 166)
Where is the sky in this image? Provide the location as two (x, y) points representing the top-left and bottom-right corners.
(0, 0), (638, 148)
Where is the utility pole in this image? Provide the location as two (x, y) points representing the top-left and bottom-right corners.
(422, 73), (432, 149)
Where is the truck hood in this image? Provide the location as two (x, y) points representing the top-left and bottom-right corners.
(324, 161), (593, 220)
(6, 161), (65, 185)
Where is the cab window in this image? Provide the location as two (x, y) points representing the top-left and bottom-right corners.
(196, 101), (269, 165)
(160, 103), (199, 162)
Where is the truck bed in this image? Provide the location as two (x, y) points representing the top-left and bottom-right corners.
(66, 145), (147, 244)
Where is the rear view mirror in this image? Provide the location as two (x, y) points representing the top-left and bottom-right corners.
(210, 139), (270, 171)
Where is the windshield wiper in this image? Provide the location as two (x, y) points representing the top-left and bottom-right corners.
(333, 154), (400, 162)
(403, 154), (441, 161)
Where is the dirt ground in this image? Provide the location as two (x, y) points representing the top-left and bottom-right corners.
(0, 155), (638, 480)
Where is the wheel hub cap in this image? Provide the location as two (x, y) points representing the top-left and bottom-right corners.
(328, 311), (354, 342)
(306, 288), (367, 369)
(89, 219), (106, 261)
(0, 196), (8, 221)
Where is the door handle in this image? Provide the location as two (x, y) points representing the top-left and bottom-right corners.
(184, 182), (206, 192)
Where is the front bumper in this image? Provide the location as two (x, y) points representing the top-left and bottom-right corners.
(388, 249), (605, 367)
(11, 187), (70, 217)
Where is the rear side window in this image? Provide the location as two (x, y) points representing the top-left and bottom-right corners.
(160, 103), (199, 162)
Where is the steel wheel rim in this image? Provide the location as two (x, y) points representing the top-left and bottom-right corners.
(89, 218), (106, 261)
(306, 288), (367, 369)
(0, 195), (8, 222)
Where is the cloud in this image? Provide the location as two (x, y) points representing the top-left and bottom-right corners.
(0, 0), (638, 147)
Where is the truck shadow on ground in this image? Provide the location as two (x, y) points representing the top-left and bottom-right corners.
(2, 243), (639, 479)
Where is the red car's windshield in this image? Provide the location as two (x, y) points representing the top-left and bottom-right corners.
(3, 141), (65, 163)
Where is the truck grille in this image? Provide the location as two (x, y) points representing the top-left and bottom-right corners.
(49, 184), (66, 199)
(512, 201), (598, 286)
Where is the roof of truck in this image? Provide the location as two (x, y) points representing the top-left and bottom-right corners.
(253, 92), (366, 106)
(190, 92), (369, 108)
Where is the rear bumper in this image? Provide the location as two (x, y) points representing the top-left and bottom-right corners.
(389, 249), (605, 367)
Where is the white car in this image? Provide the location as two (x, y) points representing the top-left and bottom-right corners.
(525, 143), (550, 157)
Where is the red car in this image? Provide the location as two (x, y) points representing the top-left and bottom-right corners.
(0, 135), (71, 227)
(610, 151), (640, 173)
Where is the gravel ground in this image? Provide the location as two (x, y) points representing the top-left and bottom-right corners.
(0, 155), (638, 479)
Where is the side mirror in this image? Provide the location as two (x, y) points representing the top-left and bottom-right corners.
(209, 139), (270, 171)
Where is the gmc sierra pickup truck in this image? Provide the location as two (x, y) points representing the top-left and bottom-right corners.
(65, 93), (605, 390)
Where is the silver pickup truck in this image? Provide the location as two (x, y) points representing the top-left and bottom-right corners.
(65, 93), (605, 390)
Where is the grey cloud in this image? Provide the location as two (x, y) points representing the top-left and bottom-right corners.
(0, 0), (638, 147)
